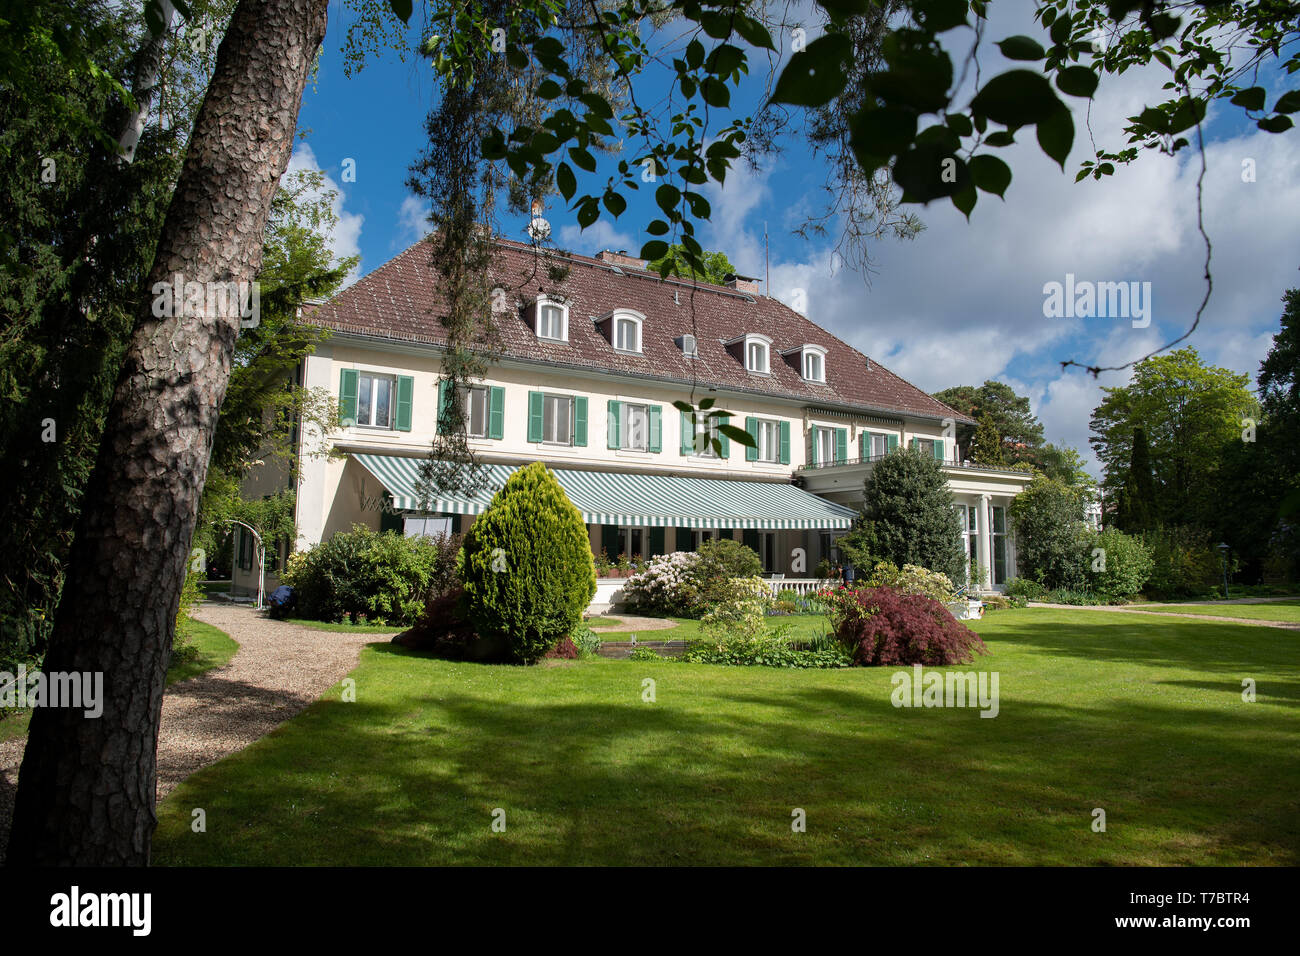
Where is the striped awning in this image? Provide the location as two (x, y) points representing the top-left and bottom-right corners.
(352, 454), (857, 530)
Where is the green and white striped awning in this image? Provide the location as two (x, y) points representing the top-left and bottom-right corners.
(353, 454), (857, 530)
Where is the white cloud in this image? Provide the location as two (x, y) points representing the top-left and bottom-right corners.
(397, 195), (431, 248)
(557, 219), (636, 257)
(283, 143), (364, 286)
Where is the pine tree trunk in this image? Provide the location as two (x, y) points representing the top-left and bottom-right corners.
(6, 0), (329, 866)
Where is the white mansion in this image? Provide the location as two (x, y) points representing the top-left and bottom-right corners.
(232, 238), (1031, 595)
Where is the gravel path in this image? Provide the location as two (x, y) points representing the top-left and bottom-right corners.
(0, 604), (390, 860)
(1029, 602), (1300, 630)
(588, 613), (679, 632)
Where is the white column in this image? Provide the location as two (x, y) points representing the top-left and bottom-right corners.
(977, 493), (993, 592)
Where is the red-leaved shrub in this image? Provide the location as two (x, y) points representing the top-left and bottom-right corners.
(542, 636), (579, 659)
(827, 585), (986, 666)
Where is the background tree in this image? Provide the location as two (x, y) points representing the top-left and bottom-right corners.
(840, 448), (965, 581)
(1035, 442), (1095, 493)
(645, 243), (738, 285)
(8, 0), (331, 867)
(1008, 476), (1090, 590)
(970, 413), (1005, 466)
(1090, 349), (1251, 531)
(933, 380), (1045, 466)
(1114, 427), (1157, 534)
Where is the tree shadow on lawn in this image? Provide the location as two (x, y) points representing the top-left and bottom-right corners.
(152, 646), (1300, 867)
(977, 610), (1298, 673)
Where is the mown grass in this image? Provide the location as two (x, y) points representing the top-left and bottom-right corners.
(152, 607), (1299, 866)
(285, 617), (403, 634)
(593, 613), (834, 643)
(1135, 599), (1300, 624)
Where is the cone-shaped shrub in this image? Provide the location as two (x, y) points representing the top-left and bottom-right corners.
(461, 462), (597, 663)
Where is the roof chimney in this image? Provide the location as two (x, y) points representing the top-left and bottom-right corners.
(595, 250), (646, 270)
(725, 273), (761, 295)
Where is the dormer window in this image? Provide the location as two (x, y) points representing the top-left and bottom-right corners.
(677, 334), (698, 358)
(747, 341), (768, 373)
(801, 345), (827, 383)
(724, 332), (772, 374)
(614, 314), (641, 352)
(533, 295), (568, 342)
(595, 308), (644, 354)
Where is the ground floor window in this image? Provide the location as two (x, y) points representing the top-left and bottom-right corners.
(956, 504), (978, 586)
(759, 531), (778, 573)
(991, 505), (1008, 586)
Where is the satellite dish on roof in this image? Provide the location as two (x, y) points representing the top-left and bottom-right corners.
(528, 215), (551, 243)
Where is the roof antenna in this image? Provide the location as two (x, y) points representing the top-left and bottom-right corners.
(764, 221), (770, 298)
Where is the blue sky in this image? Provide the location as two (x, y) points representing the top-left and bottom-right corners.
(291, 2), (1299, 475)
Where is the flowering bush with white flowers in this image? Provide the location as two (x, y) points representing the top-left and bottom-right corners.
(864, 561), (958, 605)
(700, 575), (772, 641)
(622, 551), (704, 616)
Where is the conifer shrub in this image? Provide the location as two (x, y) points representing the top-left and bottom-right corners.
(461, 462), (597, 663)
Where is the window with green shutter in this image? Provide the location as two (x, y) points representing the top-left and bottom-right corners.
(338, 368), (358, 426)
(887, 433), (899, 454)
(527, 391), (544, 442)
(573, 396), (588, 446)
(834, 428), (847, 463)
(436, 379), (451, 433)
(648, 405), (662, 453)
(745, 416), (758, 462)
(488, 386), (505, 439)
(607, 400), (622, 449)
(779, 421), (791, 464)
(395, 375), (413, 432)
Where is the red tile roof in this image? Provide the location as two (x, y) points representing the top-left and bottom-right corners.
(307, 237), (970, 424)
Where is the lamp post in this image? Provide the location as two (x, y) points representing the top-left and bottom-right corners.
(1216, 542), (1231, 599)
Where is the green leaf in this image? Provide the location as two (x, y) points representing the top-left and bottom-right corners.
(969, 154), (1011, 196)
(1036, 103), (1074, 169)
(602, 190), (627, 217)
(971, 70), (1064, 126)
(893, 145), (968, 202)
(555, 162), (576, 201)
(1258, 114), (1294, 133)
(388, 0), (413, 23)
(646, 219), (670, 236)
(1274, 91), (1300, 114)
(912, 0), (968, 32)
(1056, 66), (1098, 99)
(568, 146), (597, 172)
(734, 14), (776, 50)
(996, 35), (1046, 61)
(1230, 87), (1266, 111)
(983, 130), (1016, 147)
(640, 240), (670, 262)
(719, 423), (756, 447)
(701, 77), (731, 108)
(655, 183), (681, 216)
(951, 181), (977, 219)
(707, 44), (746, 78)
(576, 200), (599, 229)
(769, 34), (851, 108)
(686, 38), (705, 71)
(850, 106), (918, 158)
(946, 112), (973, 137)
(537, 79), (563, 100)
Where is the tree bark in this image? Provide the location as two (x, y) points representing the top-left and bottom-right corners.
(6, 0), (329, 866)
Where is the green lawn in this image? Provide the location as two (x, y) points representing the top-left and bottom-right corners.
(2, 617), (236, 742)
(593, 613), (834, 643)
(285, 617), (403, 634)
(1135, 599), (1300, 623)
(168, 618), (240, 685)
(151, 607), (1299, 865)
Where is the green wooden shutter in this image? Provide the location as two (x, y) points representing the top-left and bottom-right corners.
(395, 375), (414, 432)
(649, 526), (665, 557)
(859, 432), (867, 460)
(779, 421), (790, 464)
(380, 500), (403, 534)
(339, 368), (358, 426)
(745, 416), (758, 462)
(648, 405), (662, 453)
(487, 386), (505, 439)
(527, 391), (544, 442)
(680, 409), (693, 455)
(934, 438), (945, 461)
(810, 426), (819, 465)
(909, 437), (918, 451)
(887, 433), (899, 453)
(835, 428), (847, 463)
(573, 396), (588, 446)
(717, 415), (730, 458)
(607, 400), (622, 449)
(601, 524), (621, 562)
